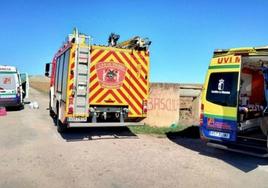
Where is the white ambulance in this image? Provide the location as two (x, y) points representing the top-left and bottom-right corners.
(0, 65), (29, 109)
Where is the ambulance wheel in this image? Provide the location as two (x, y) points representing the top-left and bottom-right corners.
(57, 117), (68, 133)
(19, 104), (24, 110)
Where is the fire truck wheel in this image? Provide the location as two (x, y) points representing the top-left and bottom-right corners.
(57, 117), (67, 133)
(48, 92), (55, 118)
(49, 109), (55, 118)
(56, 105), (67, 133)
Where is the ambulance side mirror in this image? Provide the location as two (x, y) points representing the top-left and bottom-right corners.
(45, 63), (51, 77)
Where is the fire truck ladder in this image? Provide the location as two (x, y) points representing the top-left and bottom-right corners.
(115, 36), (151, 50)
(73, 33), (90, 116)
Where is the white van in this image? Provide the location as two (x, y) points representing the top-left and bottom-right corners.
(0, 65), (29, 109)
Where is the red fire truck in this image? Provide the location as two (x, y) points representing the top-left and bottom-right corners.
(45, 28), (151, 132)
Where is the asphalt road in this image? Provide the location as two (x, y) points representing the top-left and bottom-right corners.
(1, 88), (268, 188)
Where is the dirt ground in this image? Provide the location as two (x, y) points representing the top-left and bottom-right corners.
(1, 88), (268, 188)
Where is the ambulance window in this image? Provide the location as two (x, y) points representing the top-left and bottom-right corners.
(0, 73), (17, 90)
(206, 72), (238, 107)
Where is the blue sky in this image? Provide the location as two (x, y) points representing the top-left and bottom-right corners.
(1, 0), (268, 83)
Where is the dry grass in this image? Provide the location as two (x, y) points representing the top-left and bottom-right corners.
(129, 124), (185, 137)
(30, 80), (50, 94)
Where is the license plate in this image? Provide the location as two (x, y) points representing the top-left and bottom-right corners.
(0, 95), (16, 98)
(68, 117), (87, 122)
(209, 131), (230, 139)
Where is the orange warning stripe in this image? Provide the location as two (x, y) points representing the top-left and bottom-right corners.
(117, 89), (140, 115)
(96, 90), (114, 103)
(91, 49), (105, 62)
(113, 52), (147, 95)
(90, 55), (142, 112)
(89, 48), (149, 116)
(119, 52), (148, 88)
(90, 51), (113, 73)
(110, 90), (123, 103)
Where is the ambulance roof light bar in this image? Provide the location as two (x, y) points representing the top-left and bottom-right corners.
(0, 65), (17, 72)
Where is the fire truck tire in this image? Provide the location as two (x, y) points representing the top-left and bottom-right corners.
(49, 109), (55, 118)
(49, 103), (55, 117)
(57, 117), (67, 133)
(56, 104), (67, 133)
(49, 107), (56, 118)
(49, 92), (55, 117)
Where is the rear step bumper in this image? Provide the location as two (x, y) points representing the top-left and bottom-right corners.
(68, 122), (145, 127)
(207, 141), (268, 158)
